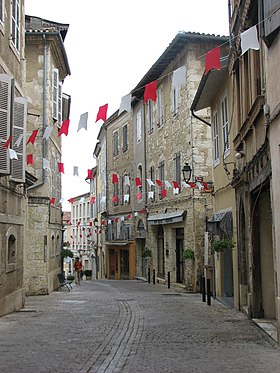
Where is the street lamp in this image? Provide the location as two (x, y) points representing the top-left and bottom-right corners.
(182, 163), (192, 183)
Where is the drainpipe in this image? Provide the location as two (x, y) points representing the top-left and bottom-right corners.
(28, 34), (47, 190)
(191, 108), (211, 127)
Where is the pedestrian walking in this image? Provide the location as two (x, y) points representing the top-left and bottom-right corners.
(74, 257), (83, 285)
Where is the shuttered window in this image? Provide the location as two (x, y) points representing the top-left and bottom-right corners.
(122, 123), (128, 152)
(11, 97), (26, 182)
(11, 0), (20, 51)
(113, 130), (119, 156)
(0, 74), (12, 175)
(172, 86), (179, 115)
(157, 89), (163, 126)
(136, 109), (142, 143)
(52, 69), (59, 120)
(261, 0), (280, 46)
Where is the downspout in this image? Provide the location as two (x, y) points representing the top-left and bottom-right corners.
(28, 34), (47, 190)
(191, 108), (211, 127)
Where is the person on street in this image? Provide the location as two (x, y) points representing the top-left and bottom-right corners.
(74, 257), (83, 285)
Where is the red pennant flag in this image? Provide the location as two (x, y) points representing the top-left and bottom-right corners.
(58, 119), (70, 137)
(95, 103), (108, 123)
(99, 230), (102, 234)
(82, 227), (85, 231)
(127, 214), (131, 219)
(135, 177), (142, 186)
(203, 182), (209, 190)
(102, 220), (106, 226)
(70, 235), (73, 239)
(144, 80), (157, 103)
(205, 47), (221, 74)
(3, 136), (12, 149)
(90, 196), (96, 204)
(112, 195), (118, 203)
(189, 182), (196, 188)
(26, 129), (38, 145)
(140, 208), (146, 213)
(136, 193), (142, 200)
(26, 154), (34, 165)
(173, 181), (179, 189)
(161, 189), (167, 198)
(114, 218), (119, 223)
(156, 179), (163, 187)
(69, 198), (74, 203)
(112, 173), (118, 184)
(87, 169), (93, 180)
(80, 234), (82, 238)
(50, 197), (55, 204)
(77, 221), (81, 226)
(58, 162), (64, 173)
(89, 221), (93, 226)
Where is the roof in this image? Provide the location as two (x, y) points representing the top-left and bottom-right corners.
(131, 31), (228, 100)
(191, 56), (229, 112)
(147, 210), (186, 225)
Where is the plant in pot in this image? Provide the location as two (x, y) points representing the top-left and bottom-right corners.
(84, 269), (92, 280)
(211, 238), (235, 254)
(142, 248), (152, 259)
(182, 249), (195, 261)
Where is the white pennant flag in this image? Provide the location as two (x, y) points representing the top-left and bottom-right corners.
(165, 180), (172, 188)
(148, 191), (154, 199)
(43, 125), (53, 140)
(14, 134), (23, 148)
(124, 194), (130, 203)
(43, 158), (50, 170)
(124, 175), (130, 186)
(182, 181), (190, 189)
(121, 216), (125, 221)
(79, 197), (85, 203)
(9, 149), (18, 160)
(108, 219), (112, 225)
(241, 25), (260, 55)
(118, 93), (132, 115)
(172, 66), (186, 89)
(196, 182), (203, 190)
(73, 166), (79, 177)
(77, 112), (88, 132)
(59, 198), (64, 205)
(146, 178), (155, 187)
(173, 188), (179, 195)
(134, 212), (138, 217)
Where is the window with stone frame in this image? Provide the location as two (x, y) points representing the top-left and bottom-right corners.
(149, 166), (155, 202)
(113, 130), (119, 157)
(51, 235), (55, 257)
(157, 89), (163, 126)
(11, 0), (20, 51)
(158, 160), (165, 199)
(8, 234), (16, 264)
(147, 99), (154, 134)
(174, 152), (181, 193)
(122, 174), (130, 204)
(113, 181), (119, 206)
(172, 85), (179, 116)
(122, 123), (128, 152)
(136, 109), (142, 143)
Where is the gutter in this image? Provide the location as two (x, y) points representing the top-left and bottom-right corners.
(191, 108), (212, 127)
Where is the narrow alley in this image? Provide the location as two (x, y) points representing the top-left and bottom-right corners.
(0, 280), (279, 373)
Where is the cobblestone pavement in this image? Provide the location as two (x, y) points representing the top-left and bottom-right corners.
(0, 280), (280, 373)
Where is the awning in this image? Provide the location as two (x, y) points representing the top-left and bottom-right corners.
(105, 242), (129, 246)
(208, 210), (232, 236)
(147, 210), (186, 225)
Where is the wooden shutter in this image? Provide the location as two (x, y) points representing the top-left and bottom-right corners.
(262, 0), (280, 46)
(0, 74), (12, 175)
(11, 97), (26, 182)
(52, 68), (59, 120)
(58, 82), (62, 125)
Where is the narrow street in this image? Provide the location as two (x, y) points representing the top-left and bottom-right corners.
(0, 280), (279, 373)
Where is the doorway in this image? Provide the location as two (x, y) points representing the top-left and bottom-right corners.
(176, 228), (184, 283)
(120, 249), (129, 279)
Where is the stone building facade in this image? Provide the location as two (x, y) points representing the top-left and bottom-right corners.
(131, 32), (228, 291)
(0, 0), (28, 316)
(24, 16), (71, 295)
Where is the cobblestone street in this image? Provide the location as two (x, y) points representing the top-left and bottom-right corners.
(0, 280), (280, 373)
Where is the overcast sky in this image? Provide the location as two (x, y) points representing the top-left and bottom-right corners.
(25, 0), (229, 211)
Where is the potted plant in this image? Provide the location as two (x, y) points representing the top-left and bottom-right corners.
(142, 248), (152, 259)
(212, 238), (235, 254)
(84, 269), (92, 280)
(182, 249), (195, 261)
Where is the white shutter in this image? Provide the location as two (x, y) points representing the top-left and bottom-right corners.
(52, 68), (59, 120)
(0, 74), (12, 175)
(58, 82), (62, 125)
(11, 97), (26, 182)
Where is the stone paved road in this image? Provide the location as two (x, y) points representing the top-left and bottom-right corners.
(0, 280), (280, 373)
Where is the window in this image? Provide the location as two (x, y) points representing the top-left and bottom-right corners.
(147, 100), (153, 133)
(136, 109), (142, 142)
(172, 86), (179, 115)
(157, 89), (163, 126)
(51, 235), (55, 257)
(221, 96), (230, 155)
(113, 182), (119, 206)
(138, 165), (143, 194)
(11, 0), (20, 51)
(0, 0), (4, 24)
(122, 124), (128, 152)
(158, 161), (165, 198)
(174, 152), (181, 192)
(123, 174), (130, 204)
(213, 111), (220, 165)
(149, 166), (155, 202)
(8, 235), (16, 264)
(113, 130), (119, 156)
(52, 68), (62, 123)
(261, 0), (280, 47)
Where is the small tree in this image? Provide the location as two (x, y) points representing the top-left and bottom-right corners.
(60, 248), (73, 273)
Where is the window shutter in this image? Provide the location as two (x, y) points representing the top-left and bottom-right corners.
(11, 97), (27, 182)
(52, 68), (59, 120)
(262, 0), (280, 46)
(0, 74), (12, 175)
(58, 82), (62, 125)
